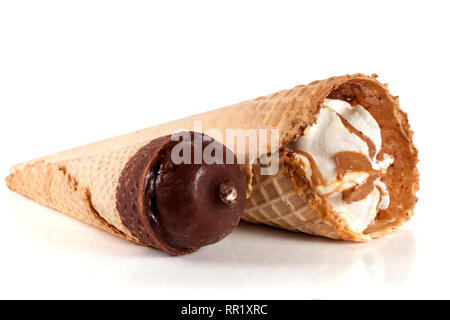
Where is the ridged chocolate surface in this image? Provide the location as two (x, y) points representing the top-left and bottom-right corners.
(116, 135), (172, 250)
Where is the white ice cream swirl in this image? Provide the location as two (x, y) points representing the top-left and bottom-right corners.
(287, 98), (394, 232)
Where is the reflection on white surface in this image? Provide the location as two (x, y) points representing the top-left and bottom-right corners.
(126, 222), (416, 290)
(3, 188), (416, 298)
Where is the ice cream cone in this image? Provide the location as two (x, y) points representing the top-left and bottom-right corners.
(244, 166), (342, 239)
(5, 146), (143, 244)
(6, 133), (247, 255)
(7, 73), (419, 242)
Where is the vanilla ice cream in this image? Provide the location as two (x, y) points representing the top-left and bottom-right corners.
(286, 99), (394, 232)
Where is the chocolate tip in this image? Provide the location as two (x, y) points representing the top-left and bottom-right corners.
(219, 180), (238, 205)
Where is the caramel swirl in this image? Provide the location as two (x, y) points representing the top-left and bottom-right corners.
(338, 114), (377, 159)
(334, 151), (376, 180)
(342, 175), (379, 203)
(334, 151), (380, 204)
(295, 150), (324, 187)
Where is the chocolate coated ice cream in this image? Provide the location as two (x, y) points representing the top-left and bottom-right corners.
(116, 132), (246, 255)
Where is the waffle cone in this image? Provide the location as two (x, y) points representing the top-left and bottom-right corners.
(6, 142), (146, 245)
(244, 169), (342, 239)
(7, 73), (419, 243)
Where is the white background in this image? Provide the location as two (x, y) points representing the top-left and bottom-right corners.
(0, 0), (448, 299)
